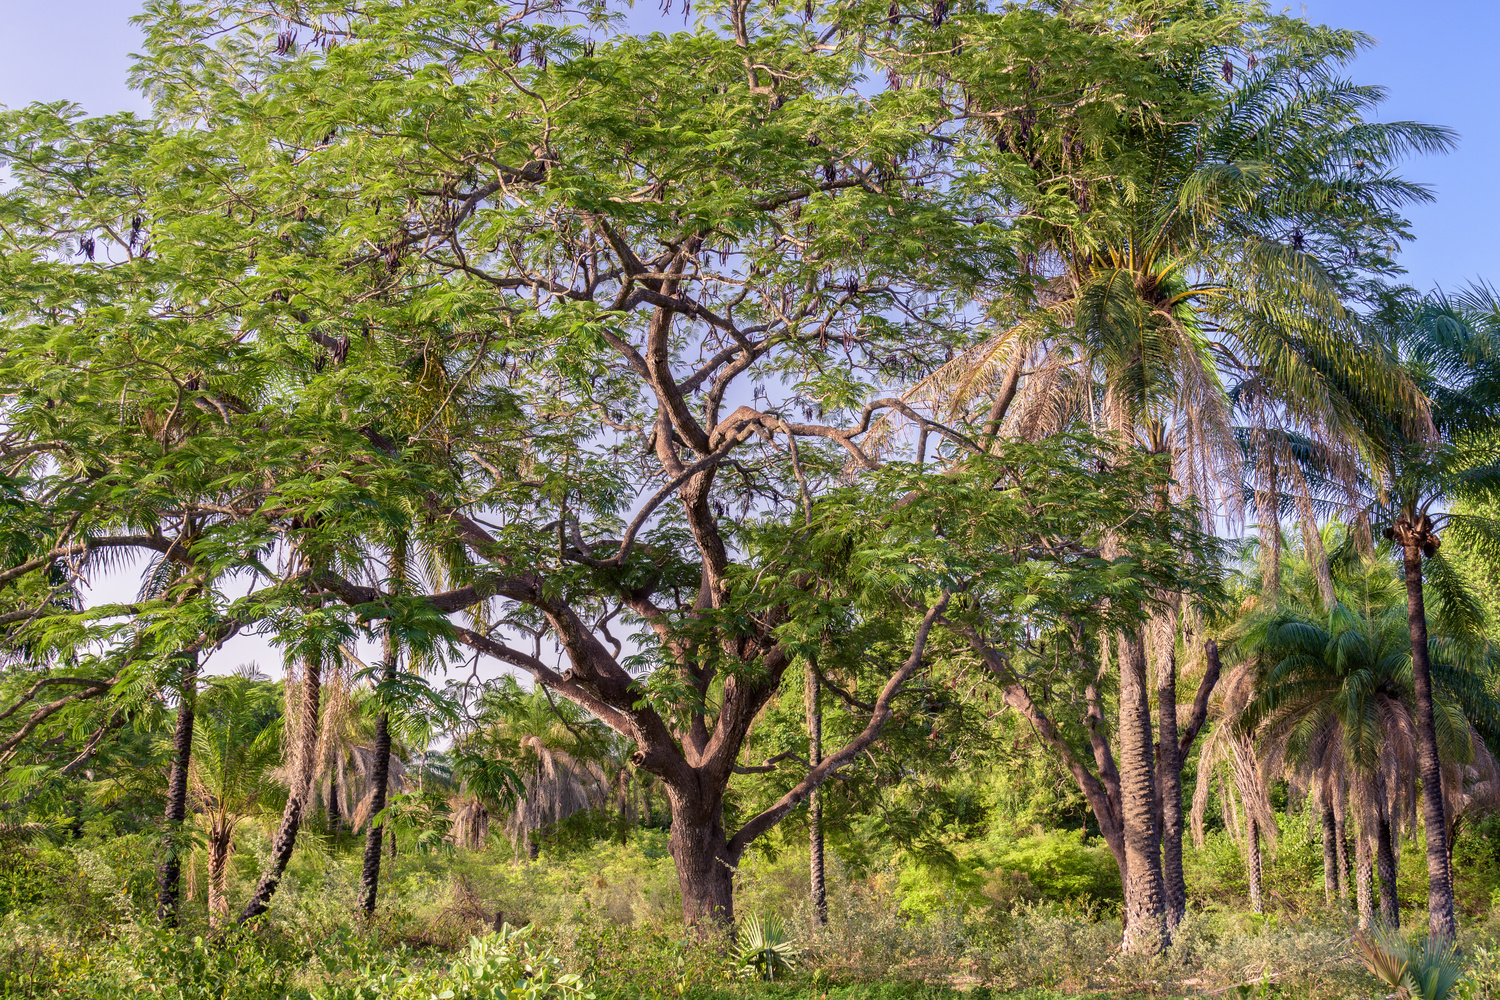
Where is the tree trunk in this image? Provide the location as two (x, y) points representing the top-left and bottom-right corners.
(357, 635), (397, 915)
(1300, 506), (1336, 608)
(1335, 795), (1350, 904)
(1153, 602), (1186, 929)
(156, 650), (198, 924)
(1321, 804), (1338, 904)
(1401, 539), (1458, 940)
(806, 658), (827, 925)
(1376, 812), (1400, 928)
(667, 787), (736, 929)
(1247, 816), (1264, 914)
(207, 820), (233, 930)
(238, 651), (322, 923)
(1117, 630), (1166, 954)
(1356, 827), (1374, 930)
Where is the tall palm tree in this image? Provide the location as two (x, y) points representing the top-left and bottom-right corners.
(1355, 287), (1500, 939)
(886, 17), (1445, 951)
(187, 669), (284, 928)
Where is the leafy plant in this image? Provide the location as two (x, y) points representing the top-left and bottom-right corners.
(1355, 926), (1467, 1000)
(732, 914), (800, 981)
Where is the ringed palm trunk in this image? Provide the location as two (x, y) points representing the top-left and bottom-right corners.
(1246, 816), (1264, 914)
(1356, 826), (1374, 930)
(1321, 804), (1338, 904)
(1399, 534), (1458, 940)
(156, 650), (198, 924)
(1376, 811), (1400, 928)
(238, 651), (322, 923)
(1117, 630), (1167, 954)
(806, 658), (827, 925)
(1335, 794), (1351, 903)
(357, 633), (398, 915)
(207, 816), (235, 930)
(1152, 600), (1186, 928)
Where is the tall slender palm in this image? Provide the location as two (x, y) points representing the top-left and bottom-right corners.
(888, 18), (1444, 952)
(1355, 287), (1500, 939)
(187, 670), (284, 928)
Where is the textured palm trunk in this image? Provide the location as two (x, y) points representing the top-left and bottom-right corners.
(1356, 828), (1374, 930)
(207, 821), (233, 930)
(1321, 805), (1338, 903)
(155, 650), (198, 924)
(328, 769), (342, 834)
(238, 652), (322, 923)
(1117, 630), (1167, 954)
(1153, 602), (1185, 928)
(1246, 816), (1264, 914)
(1376, 812), (1400, 927)
(1335, 798), (1350, 903)
(1400, 540), (1458, 940)
(806, 659), (827, 925)
(356, 641), (395, 914)
(667, 787), (736, 929)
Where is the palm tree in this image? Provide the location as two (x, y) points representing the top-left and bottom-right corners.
(1354, 287), (1500, 939)
(1244, 585), (1500, 929)
(886, 18), (1446, 951)
(187, 669), (284, 928)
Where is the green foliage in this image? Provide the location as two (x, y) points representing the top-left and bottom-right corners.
(733, 915), (801, 981)
(1355, 926), (1467, 1000)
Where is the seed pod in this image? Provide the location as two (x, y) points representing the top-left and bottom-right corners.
(1221, 58), (1233, 84)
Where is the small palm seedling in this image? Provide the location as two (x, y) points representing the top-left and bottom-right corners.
(1354, 926), (1467, 1000)
(733, 914), (801, 981)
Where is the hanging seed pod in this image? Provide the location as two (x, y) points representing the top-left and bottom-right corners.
(1291, 227), (1305, 251)
(932, 0), (947, 26)
(1246, 52), (1259, 72)
(77, 236), (96, 260)
(823, 162), (836, 184)
(807, 134), (821, 147)
(887, 69), (901, 91)
(276, 30), (297, 56)
(129, 216), (143, 247)
(583, 40), (595, 57)
(532, 45), (547, 69)
(804, 0), (812, 19)
(1221, 57), (1233, 84)
(508, 43), (523, 64)
(887, 0), (898, 24)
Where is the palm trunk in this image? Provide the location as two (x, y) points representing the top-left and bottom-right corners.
(357, 636), (396, 915)
(1153, 602), (1186, 928)
(1401, 539), (1458, 940)
(806, 658), (827, 925)
(1247, 816), (1264, 914)
(207, 820), (234, 930)
(238, 651), (322, 923)
(1321, 804), (1338, 904)
(1335, 795), (1350, 903)
(156, 650), (198, 924)
(1117, 630), (1167, 954)
(1356, 827), (1374, 930)
(1376, 811), (1400, 928)
(328, 769), (342, 835)
(1257, 462), (1282, 601)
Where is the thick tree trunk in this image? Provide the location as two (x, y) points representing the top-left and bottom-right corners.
(1356, 827), (1374, 929)
(357, 635), (397, 916)
(156, 651), (198, 924)
(667, 788), (737, 928)
(1117, 630), (1167, 954)
(1401, 540), (1458, 940)
(806, 659), (827, 925)
(1322, 804), (1338, 903)
(1335, 796), (1350, 903)
(238, 652), (322, 923)
(1376, 812), (1400, 928)
(207, 821), (233, 930)
(1247, 816), (1264, 914)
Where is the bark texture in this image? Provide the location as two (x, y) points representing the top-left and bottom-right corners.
(238, 652), (322, 923)
(207, 824), (233, 929)
(357, 635), (398, 915)
(1152, 602), (1185, 927)
(1376, 812), (1400, 927)
(806, 659), (827, 925)
(1398, 532), (1457, 939)
(155, 651), (198, 924)
(1356, 829), (1374, 929)
(667, 786), (736, 927)
(1117, 631), (1166, 954)
(1321, 805), (1338, 903)
(1247, 817), (1264, 914)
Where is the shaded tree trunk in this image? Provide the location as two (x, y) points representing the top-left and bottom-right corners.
(807, 658), (827, 925)
(1335, 796), (1350, 904)
(357, 633), (397, 916)
(328, 770), (342, 834)
(1247, 816), (1264, 914)
(1399, 535), (1457, 940)
(1153, 599), (1186, 929)
(667, 787), (736, 929)
(238, 651), (322, 923)
(1118, 630), (1166, 954)
(207, 820), (233, 930)
(156, 650), (198, 924)
(1322, 804), (1338, 903)
(1356, 827), (1374, 929)
(1376, 812), (1400, 927)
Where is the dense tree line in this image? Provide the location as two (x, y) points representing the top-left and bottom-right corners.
(4, 0), (1500, 959)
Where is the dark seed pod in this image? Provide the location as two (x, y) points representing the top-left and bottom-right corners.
(78, 236), (96, 260)
(887, 1), (898, 24)
(823, 162), (836, 183)
(887, 69), (901, 91)
(1221, 57), (1233, 84)
(1246, 52), (1259, 72)
(804, 0), (812, 20)
(932, 0), (947, 26)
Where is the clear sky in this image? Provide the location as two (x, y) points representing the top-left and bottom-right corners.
(3, 0), (1496, 673)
